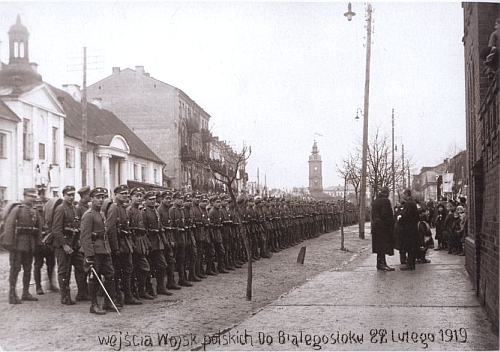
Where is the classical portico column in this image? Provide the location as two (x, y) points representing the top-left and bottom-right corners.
(98, 153), (111, 194)
(120, 157), (129, 185)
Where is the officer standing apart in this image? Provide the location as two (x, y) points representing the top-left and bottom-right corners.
(107, 185), (142, 305)
(52, 185), (89, 305)
(4, 188), (41, 304)
(80, 187), (117, 315)
(370, 186), (395, 271)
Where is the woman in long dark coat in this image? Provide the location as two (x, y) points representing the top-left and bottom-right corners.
(399, 189), (420, 270)
(371, 187), (395, 271)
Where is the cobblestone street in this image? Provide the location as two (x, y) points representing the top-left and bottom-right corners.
(0, 225), (369, 351)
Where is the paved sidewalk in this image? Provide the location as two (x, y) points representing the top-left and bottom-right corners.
(198, 238), (499, 351)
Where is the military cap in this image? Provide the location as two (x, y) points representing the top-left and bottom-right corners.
(78, 185), (91, 195)
(201, 194), (209, 202)
(236, 195), (246, 204)
(23, 188), (37, 197)
(90, 187), (108, 197)
(144, 191), (157, 200)
(210, 195), (221, 203)
(172, 191), (182, 199)
(114, 184), (129, 194)
(193, 190), (202, 198)
(62, 185), (76, 195)
(254, 195), (262, 203)
(130, 187), (145, 196)
(160, 190), (172, 198)
(219, 193), (228, 200)
(184, 193), (193, 201)
(456, 205), (465, 214)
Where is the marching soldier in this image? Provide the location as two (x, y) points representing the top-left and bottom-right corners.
(191, 191), (208, 279)
(106, 185), (142, 305)
(169, 191), (193, 286)
(33, 197), (58, 295)
(157, 190), (181, 291)
(4, 188), (41, 304)
(52, 185), (88, 305)
(80, 187), (116, 315)
(208, 195), (229, 274)
(143, 190), (172, 295)
(127, 187), (154, 300)
(200, 194), (217, 275)
(183, 193), (201, 282)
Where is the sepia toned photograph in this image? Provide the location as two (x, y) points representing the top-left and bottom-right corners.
(0, 1), (498, 350)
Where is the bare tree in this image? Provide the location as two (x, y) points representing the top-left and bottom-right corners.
(203, 145), (254, 300)
(337, 152), (361, 205)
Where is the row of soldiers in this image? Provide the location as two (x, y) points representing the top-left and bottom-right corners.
(3, 185), (358, 315)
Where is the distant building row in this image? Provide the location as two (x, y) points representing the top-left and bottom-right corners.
(0, 16), (244, 202)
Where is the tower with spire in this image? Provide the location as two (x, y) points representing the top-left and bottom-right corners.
(308, 140), (323, 195)
(0, 15), (42, 87)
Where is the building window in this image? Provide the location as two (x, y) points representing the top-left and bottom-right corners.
(23, 119), (33, 160)
(39, 143), (45, 160)
(0, 133), (6, 158)
(0, 187), (5, 202)
(134, 164), (139, 180)
(141, 165), (147, 182)
(154, 168), (158, 184)
(52, 127), (58, 164)
(65, 147), (75, 168)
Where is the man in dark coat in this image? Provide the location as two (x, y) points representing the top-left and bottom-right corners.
(371, 186), (395, 271)
(399, 189), (420, 271)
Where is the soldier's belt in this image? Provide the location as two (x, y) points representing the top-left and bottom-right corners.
(118, 230), (132, 237)
(16, 227), (37, 235)
(130, 227), (148, 236)
(91, 233), (107, 241)
(147, 229), (160, 234)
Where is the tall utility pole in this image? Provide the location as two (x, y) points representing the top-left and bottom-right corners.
(81, 47), (88, 186)
(401, 143), (405, 189)
(392, 108), (395, 205)
(358, 3), (373, 240)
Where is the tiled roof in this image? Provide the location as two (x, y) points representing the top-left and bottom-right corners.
(49, 85), (163, 164)
(0, 99), (20, 122)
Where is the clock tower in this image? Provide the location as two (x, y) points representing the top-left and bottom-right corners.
(308, 141), (323, 194)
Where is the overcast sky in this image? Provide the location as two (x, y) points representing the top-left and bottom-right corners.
(0, 1), (467, 190)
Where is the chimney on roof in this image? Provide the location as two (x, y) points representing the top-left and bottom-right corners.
(112, 67), (120, 75)
(135, 65), (144, 75)
(92, 97), (102, 109)
(62, 84), (81, 101)
(30, 62), (38, 73)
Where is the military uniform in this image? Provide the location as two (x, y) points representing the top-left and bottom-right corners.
(191, 192), (209, 278)
(157, 190), (180, 291)
(107, 185), (142, 305)
(4, 189), (41, 304)
(169, 192), (193, 285)
(143, 191), (171, 294)
(208, 196), (229, 274)
(80, 187), (115, 315)
(127, 187), (153, 300)
(182, 194), (200, 282)
(52, 186), (88, 304)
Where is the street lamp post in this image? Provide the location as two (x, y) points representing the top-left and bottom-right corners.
(346, 2), (373, 240)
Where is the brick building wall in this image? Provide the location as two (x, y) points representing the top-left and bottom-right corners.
(463, 2), (499, 331)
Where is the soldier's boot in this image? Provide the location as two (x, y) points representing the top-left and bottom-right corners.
(166, 267), (182, 290)
(114, 281), (124, 308)
(60, 278), (75, 305)
(75, 272), (90, 301)
(188, 262), (202, 282)
(216, 251), (229, 274)
(251, 241), (260, 261)
(9, 275), (22, 304)
(195, 256), (207, 279)
(88, 281), (106, 315)
(46, 269), (60, 293)
(123, 274), (143, 304)
(380, 255), (395, 271)
(205, 255), (218, 276)
(34, 269), (44, 295)
(103, 279), (122, 312)
(20, 271), (37, 302)
(156, 269), (173, 295)
(260, 241), (272, 259)
(225, 251), (235, 271)
(177, 265), (193, 287)
(399, 251), (407, 265)
(138, 271), (155, 300)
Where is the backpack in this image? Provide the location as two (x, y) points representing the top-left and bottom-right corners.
(42, 197), (63, 246)
(0, 202), (22, 250)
